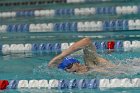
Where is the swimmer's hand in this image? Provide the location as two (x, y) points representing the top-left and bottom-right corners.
(98, 57), (109, 63)
(48, 56), (63, 67)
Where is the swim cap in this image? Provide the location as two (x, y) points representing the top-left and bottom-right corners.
(58, 57), (80, 70)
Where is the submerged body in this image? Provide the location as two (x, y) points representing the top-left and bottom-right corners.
(48, 38), (115, 74)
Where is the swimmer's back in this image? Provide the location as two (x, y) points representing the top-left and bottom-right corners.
(83, 43), (109, 67)
(83, 43), (99, 66)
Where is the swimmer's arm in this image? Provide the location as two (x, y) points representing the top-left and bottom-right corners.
(97, 57), (116, 68)
(48, 55), (63, 67)
(97, 57), (109, 63)
(48, 38), (92, 67)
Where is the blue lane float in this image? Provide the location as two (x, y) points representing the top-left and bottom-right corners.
(1, 41), (140, 54)
(115, 41), (123, 52)
(59, 23), (66, 32)
(93, 42), (100, 49)
(71, 22), (77, 32)
(11, 25), (17, 32)
(55, 8), (74, 16)
(116, 20), (123, 30)
(68, 79), (77, 89)
(67, 8), (74, 15)
(58, 79), (68, 89)
(54, 43), (61, 53)
(7, 24), (29, 32)
(7, 25), (12, 32)
(32, 43), (40, 51)
(103, 21), (110, 31)
(54, 22), (77, 32)
(100, 41), (107, 51)
(0, 78), (140, 90)
(39, 43), (46, 51)
(58, 79), (99, 89)
(0, 0), (113, 8)
(46, 43), (54, 52)
(22, 24), (29, 32)
(110, 20), (116, 30)
(77, 79), (87, 89)
(8, 80), (18, 89)
(54, 23), (60, 32)
(0, 5), (139, 18)
(87, 79), (99, 89)
(0, 19), (138, 32)
(122, 20), (128, 30)
(16, 24), (22, 32)
(108, 7), (116, 14)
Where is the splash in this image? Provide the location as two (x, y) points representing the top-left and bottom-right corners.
(34, 56), (140, 79)
(96, 57), (140, 78)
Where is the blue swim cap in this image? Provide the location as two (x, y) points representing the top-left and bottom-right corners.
(58, 57), (80, 70)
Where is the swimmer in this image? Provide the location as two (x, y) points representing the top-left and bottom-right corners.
(48, 38), (115, 74)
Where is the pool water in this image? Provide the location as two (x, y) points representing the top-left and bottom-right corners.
(1, 49), (140, 80)
(0, 0), (140, 92)
(0, 48), (140, 92)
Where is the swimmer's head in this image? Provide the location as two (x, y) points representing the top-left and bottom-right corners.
(58, 57), (88, 73)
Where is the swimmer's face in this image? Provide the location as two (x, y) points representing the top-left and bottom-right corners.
(65, 63), (89, 73)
